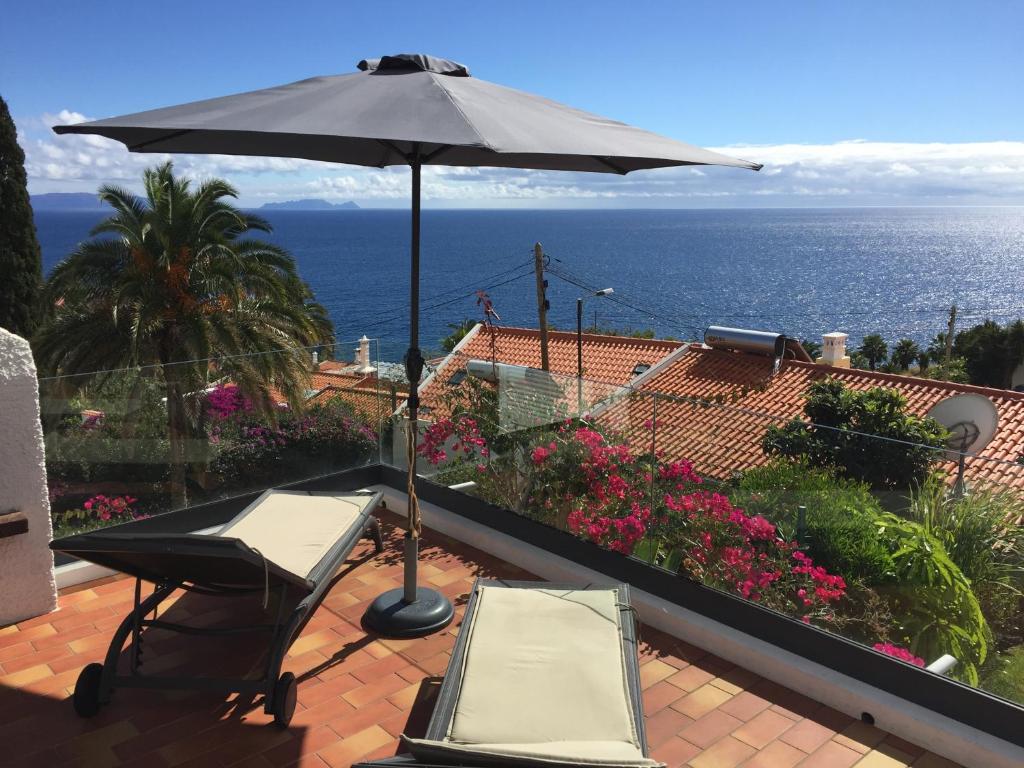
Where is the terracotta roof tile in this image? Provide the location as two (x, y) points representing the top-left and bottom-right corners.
(418, 324), (683, 414)
(607, 344), (1024, 489)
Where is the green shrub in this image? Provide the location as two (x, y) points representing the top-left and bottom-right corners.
(907, 475), (1024, 646)
(210, 398), (377, 491)
(874, 513), (991, 684)
(730, 461), (895, 585)
(980, 645), (1024, 705)
(763, 378), (947, 489)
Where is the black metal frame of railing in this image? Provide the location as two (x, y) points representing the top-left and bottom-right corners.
(52, 462), (1024, 748)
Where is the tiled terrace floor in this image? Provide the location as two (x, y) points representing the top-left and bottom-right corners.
(2, 514), (962, 768)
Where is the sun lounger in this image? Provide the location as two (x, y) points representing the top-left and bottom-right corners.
(358, 579), (663, 768)
(49, 488), (385, 727)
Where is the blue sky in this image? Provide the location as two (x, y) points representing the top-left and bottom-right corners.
(6, 1), (1024, 207)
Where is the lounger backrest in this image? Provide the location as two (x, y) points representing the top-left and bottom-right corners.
(216, 491), (368, 581)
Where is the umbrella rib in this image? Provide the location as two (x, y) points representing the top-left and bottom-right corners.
(591, 155), (629, 175)
(128, 129), (193, 152)
(373, 140), (456, 166)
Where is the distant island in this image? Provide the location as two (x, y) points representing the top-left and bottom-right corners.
(31, 192), (110, 212)
(259, 199), (360, 211)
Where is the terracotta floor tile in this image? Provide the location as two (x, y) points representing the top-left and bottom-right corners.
(743, 739), (808, 768)
(0, 662), (53, 687)
(350, 651), (411, 683)
(386, 681), (424, 711)
(677, 709), (744, 749)
(296, 672), (362, 709)
(0, 623), (56, 649)
(834, 721), (888, 754)
(718, 689), (771, 721)
(779, 717), (837, 753)
(288, 629), (339, 658)
(318, 724), (395, 766)
(262, 724), (338, 766)
(342, 671), (409, 708)
(642, 679), (686, 714)
(650, 735), (701, 767)
(732, 709), (796, 749)
(708, 665), (760, 695)
(644, 706), (695, 749)
(670, 682), (733, 719)
(800, 739), (863, 768)
(688, 735), (756, 768)
(666, 663), (715, 692)
(0, 640), (36, 663)
(327, 698), (401, 738)
(881, 736), (925, 759)
(638, 658), (677, 689)
(853, 745), (916, 767)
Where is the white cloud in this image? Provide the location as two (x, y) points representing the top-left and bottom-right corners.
(20, 110), (1024, 206)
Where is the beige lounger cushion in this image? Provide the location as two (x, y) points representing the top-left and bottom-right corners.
(405, 585), (663, 767)
(216, 491), (367, 579)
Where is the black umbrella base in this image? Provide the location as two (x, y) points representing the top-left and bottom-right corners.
(362, 586), (455, 638)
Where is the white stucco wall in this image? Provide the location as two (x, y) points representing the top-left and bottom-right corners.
(0, 328), (57, 625)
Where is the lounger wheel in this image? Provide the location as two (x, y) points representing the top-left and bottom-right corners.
(73, 663), (105, 717)
(271, 671), (297, 728)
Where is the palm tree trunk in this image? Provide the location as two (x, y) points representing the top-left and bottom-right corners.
(165, 374), (189, 509)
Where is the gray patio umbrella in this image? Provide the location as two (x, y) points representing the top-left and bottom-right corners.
(54, 53), (761, 637)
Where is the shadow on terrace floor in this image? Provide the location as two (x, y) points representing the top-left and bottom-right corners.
(0, 511), (957, 767)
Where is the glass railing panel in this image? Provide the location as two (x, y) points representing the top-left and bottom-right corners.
(394, 357), (1024, 708)
(38, 340), (392, 538)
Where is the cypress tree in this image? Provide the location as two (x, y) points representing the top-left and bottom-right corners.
(0, 94), (44, 337)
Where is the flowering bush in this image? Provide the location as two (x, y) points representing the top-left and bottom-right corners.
(873, 642), (926, 667)
(416, 397), (849, 624)
(417, 415), (489, 466)
(524, 423), (847, 622)
(60, 494), (143, 527)
(205, 384), (254, 422)
(210, 398), (378, 489)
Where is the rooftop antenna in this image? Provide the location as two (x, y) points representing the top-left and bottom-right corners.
(926, 393), (998, 498)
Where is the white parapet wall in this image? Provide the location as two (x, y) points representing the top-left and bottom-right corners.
(0, 328), (58, 625)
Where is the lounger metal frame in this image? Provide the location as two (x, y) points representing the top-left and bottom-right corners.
(51, 489), (384, 724)
(357, 578), (651, 767)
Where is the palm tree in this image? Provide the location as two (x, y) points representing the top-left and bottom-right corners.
(916, 349), (930, 372)
(890, 338), (920, 372)
(35, 162), (333, 507)
(857, 334), (888, 371)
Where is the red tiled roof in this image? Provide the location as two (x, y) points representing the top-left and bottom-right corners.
(608, 344), (1024, 489)
(418, 324), (683, 414)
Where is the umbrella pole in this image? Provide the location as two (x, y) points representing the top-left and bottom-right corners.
(363, 149), (454, 638)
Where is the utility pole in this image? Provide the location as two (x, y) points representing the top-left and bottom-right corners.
(945, 304), (957, 370)
(534, 242), (550, 371)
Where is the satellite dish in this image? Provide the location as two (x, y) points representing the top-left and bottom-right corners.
(926, 393), (999, 495)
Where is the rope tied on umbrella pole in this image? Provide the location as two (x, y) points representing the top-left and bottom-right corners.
(404, 347), (425, 540)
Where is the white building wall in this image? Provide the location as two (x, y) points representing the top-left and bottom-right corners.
(0, 328), (58, 624)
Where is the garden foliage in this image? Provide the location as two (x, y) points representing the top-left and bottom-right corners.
(763, 378), (947, 488)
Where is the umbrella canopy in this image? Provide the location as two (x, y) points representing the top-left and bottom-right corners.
(54, 53), (761, 638)
(54, 53), (761, 174)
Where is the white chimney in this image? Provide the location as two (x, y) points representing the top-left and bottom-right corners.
(312, 350), (319, 368)
(817, 332), (851, 368)
(355, 335), (376, 374)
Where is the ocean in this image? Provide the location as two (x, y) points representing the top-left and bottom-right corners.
(34, 207), (1024, 362)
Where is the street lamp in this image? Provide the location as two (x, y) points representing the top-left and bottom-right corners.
(577, 288), (614, 413)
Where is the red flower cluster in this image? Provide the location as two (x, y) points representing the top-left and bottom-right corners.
(83, 494), (141, 522)
(417, 415), (490, 466)
(205, 384), (253, 421)
(792, 550), (847, 603)
(872, 642), (926, 667)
